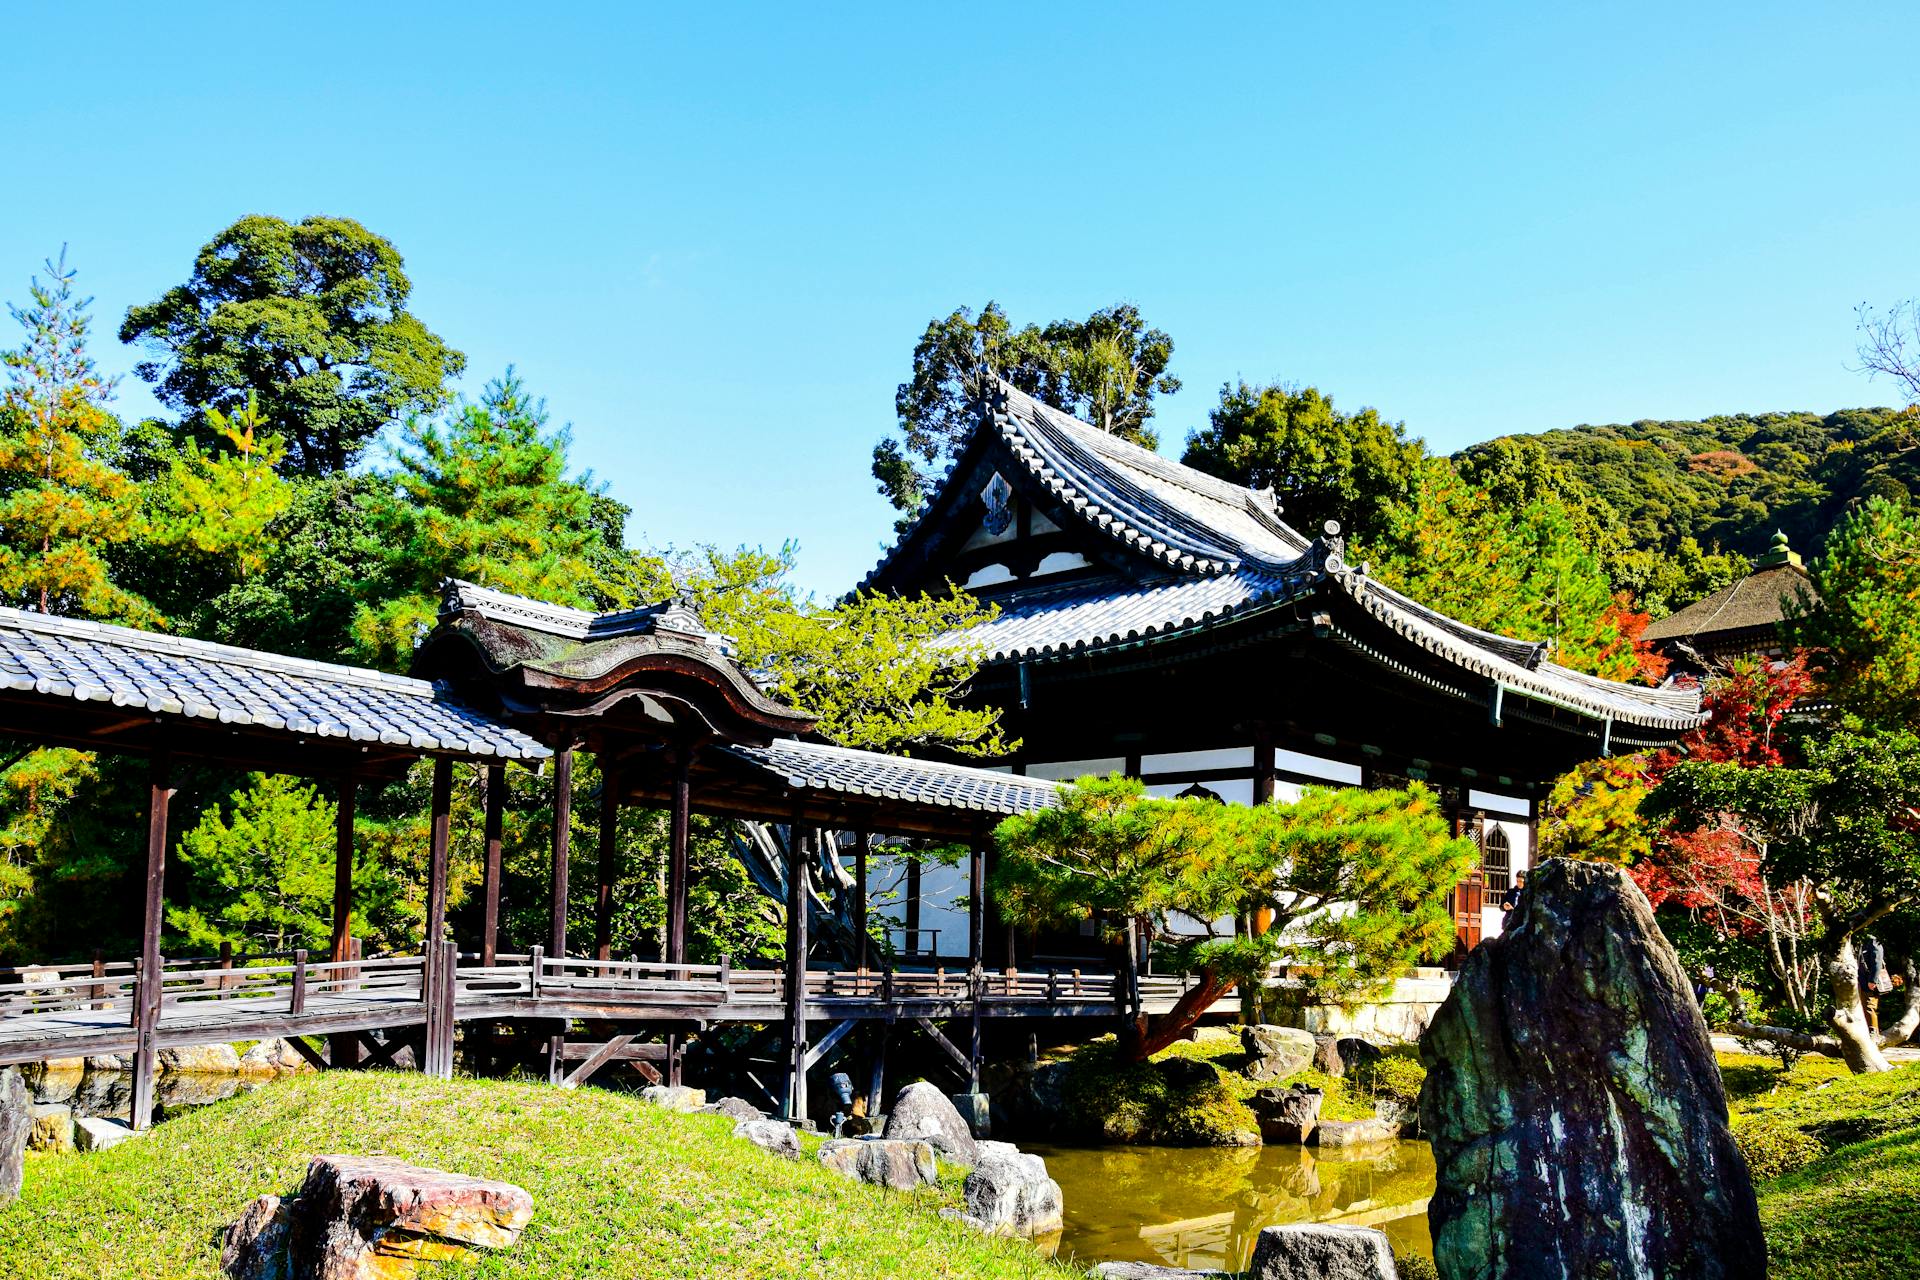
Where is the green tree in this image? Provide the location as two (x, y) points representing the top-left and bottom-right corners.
(145, 393), (294, 579)
(873, 302), (1178, 515)
(1180, 381), (1426, 538)
(1785, 495), (1920, 726)
(0, 251), (146, 621)
(1647, 722), (1920, 1074)
(992, 775), (1471, 1061)
(351, 369), (626, 669)
(120, 215), (465, 477)
(166, 773), (339, 954)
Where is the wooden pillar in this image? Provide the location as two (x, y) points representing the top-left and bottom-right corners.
(549, 746), (574, 958)
(784, 824), (811, 1121)
(129, 752), (172, 1131)
(666, 748), (692, 965)
(481, 765), (505, 967)
(904, 852), (922, 957)
(968, 840), (986, 969)
(852, 831), (871, 972)
(424, 759), (454, 951)
(595, 757), (619, 964)
(865, 1022), (888, 1118)
(329, 779), (356, 964)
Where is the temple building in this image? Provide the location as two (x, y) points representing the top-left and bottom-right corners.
(1641, 531), (1817, 674)
(858, 382), (1707, 956)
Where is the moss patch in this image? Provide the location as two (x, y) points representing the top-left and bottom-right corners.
(0, 1072), (1071, 1280)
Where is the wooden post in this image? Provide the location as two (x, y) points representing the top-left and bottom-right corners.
(330, 780), (356, 965)
(969, 967), (983, 1094)
(784, 824), (811, 1121)
(482, 764), (505, 967)
(130, 752), (172, 1131)
(550, 747), (574, 958)
(667, 747), (692, 965)
(865, 1021), (888, 1119)
(968, 840), (986, 969)
(290, 949), (308, 1015)
(852, 830), (871, 973)
(595, 757), (619, 965)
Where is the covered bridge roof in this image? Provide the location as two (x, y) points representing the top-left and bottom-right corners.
(0, 606), (548, 776)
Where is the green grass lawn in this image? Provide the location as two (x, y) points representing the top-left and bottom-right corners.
(0, 1072), (1072, 1280)
(1717, 1053), (1920, 1280)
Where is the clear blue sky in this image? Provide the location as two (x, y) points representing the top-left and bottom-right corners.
(4, 4), (1914, 597)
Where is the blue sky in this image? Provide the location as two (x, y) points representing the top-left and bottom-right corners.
(3, 4), (1914, 597)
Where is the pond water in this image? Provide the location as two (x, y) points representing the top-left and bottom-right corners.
(1029, 1140), (1434, 1272)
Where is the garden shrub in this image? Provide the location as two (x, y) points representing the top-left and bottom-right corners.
(1351, 1051), (1427, 1110)
(1734, 1118), (1825, 1182)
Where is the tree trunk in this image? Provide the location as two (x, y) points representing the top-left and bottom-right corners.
(1880, 955), (1920, 1048)
(1122, 966), (1235, 1062)
(1823, 932), (1893, 1074)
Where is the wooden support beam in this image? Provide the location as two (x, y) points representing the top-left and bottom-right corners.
(482, 765), (505, 966)
(865, 1022), (888, 1118)
(968, 840), (986, 968)
(969, 969), (984, 1094)
(130, 751), (172, 1131)
(424, 759), (454, 950)
(852, 831), (871, 973)
(286, 1035), (330, 1073)
(667, 747), (692, 965)
(915, 1017), (972, 1077)
(559, 1033), (636, 1089)
(595, 757), (620, 964)
(330, 779), (356, 964)
(355, 1030), (409, 1069)
(550, 747), (574, 958)
(784, 823), (811, 1121)
(803, 1018), (857, 1073)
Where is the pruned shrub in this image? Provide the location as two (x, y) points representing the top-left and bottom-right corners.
(1734, 1119), (1824, 1182)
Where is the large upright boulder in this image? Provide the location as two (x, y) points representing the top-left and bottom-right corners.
(883, 1082), (978, 1163)
(0, 1068), (28, 1204)
(1419, 858), (1765, 1280)
(1241, 1025), (1317, 1082)
(959, 1141), (1063, 1237)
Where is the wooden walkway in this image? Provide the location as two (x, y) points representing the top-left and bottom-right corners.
(0, 950), (1219, 1068)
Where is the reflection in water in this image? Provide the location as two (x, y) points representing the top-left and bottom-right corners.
(1029, 1140), (1434, 1272)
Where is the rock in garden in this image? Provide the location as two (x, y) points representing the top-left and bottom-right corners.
(224, 1154), (534, 1280)
(240, 1039), (314, 1075)
(74, 1115), (142, 1152)
(1313, 1035), (1345, 1076)
(1247, 1223), (1397, 1279)
(1241, 1025), (1316, 1082)
(27, 1102), (74, 1153)
(1310, 1118), (1399, 1150)
(696, 1096), (766, 1123)
(159, 1043), (242, 1073)
(838, 1115), (874, 1137)
(23, 1057), (84, 1104)
(1094, 1264), (1233, 1279)
(960, 1143), (1063, 1237)
(0, 1069), (28, 1204)
(732, 1119), (801, 1160)
(818, 1137), (938, 1190)
(1419, 857), (1765, 1280)
(1251, 1083), (1323, 1144)
(949, 1089), (991, 1139)
(883, 1081), (977, 1163)
(84, 1054), (123, 1072)
(639, 1084), (706, 1113)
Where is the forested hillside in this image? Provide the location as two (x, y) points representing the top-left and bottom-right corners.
(1459, 407), (1919, 562)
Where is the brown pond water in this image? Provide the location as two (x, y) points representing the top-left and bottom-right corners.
(1028, 1140), (1434, 1272)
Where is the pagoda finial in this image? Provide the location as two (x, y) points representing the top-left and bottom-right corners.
(1756, 530), (1803, 570)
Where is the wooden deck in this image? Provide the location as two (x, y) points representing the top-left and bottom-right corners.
(0, 951), (1220, 1068)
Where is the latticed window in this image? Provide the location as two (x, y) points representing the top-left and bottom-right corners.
(1482, 825), (1513, 892)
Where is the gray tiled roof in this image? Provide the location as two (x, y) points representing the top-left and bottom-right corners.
(885, 381), (1705, 734)
(721, 739), (1061, 816)
(0, 607), (549, 761)
(1640, 563), (1815, 643)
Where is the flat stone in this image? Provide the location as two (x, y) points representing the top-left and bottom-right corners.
(27, 1102), (74, 1153)
(1241, 1025), (1317, 1082)
(883, 1081), (977, 1163)
(0, 1069), (26, 1204)
(818, 1137), (937, 1190)
(696, 1096), (766, 1123)
(1094, 1264), (1234, 1279)
(961, 1143), (1063, 1237)
(1421, 857), (1765, 1280)
(74, 1116), (142, 1152)
(1251, 1084), (1323, 1144)
(84, 1055), (123, 1072)
(1247, 1223), (1397, 1279)
(732, 1119), (801, 1160)
(639, 1084), (706, 1113)
(1310, 1118), (1400, 1150)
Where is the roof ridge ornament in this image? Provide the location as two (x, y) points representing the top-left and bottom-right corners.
(1310, 520), (1347, 575)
